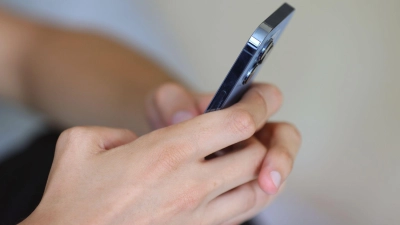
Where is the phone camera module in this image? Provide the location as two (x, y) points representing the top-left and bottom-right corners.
(257, 40), (274, 65)
(243, 40), (274, 85)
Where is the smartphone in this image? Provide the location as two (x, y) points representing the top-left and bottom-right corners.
(205, 3), (295, 113)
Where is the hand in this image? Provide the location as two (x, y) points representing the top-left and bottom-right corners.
(146, 82), (301, 223)
(22, 84), (299, 225)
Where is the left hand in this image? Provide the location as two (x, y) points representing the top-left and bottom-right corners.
(146, 82), (301, 224)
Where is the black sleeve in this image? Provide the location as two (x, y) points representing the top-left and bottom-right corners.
(0, 130), (61, 225)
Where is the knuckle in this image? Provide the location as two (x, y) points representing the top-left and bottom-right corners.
(55, 127), (91, 161)
(59, 126), (92, 143)
(229, 109), (257, 138)
(158, 82), (180, 93)
(267, 84), (283, 102)
(57, 127), (89, 149)
(174, 188), (202, 212)
(251, 88), (268, 117)
(275, 148), (295, 172)
(56, 127), (95, 157)
(277, 122), (302, 144)
(154, 82), (181, 105)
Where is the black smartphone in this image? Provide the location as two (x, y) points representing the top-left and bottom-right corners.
(205, 3), (295, 113)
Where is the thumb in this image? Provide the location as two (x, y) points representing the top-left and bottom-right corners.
(196, 94), (214, 113)
(148, 83), (199, 128)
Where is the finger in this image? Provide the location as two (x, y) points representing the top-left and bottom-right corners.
(204, 138), (266, 199)
(145, 91), (165, 129)
(221, 182), (285, 225)
(256, 122), (301, 194)
(195, 93), (214, 113)
(196, 82), (280, 115)
(141, 84), (283, 160)
(205, 179), (273, 225)
(57, 126), (137, 153)
(231, 83), (282, 130)
(150, 82), (200, 128)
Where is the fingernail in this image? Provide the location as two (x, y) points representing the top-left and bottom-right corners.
(171, 111), (194, 124)
(270, 171), (281, 189)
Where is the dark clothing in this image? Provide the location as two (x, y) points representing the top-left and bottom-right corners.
(0, 130), (60, 224)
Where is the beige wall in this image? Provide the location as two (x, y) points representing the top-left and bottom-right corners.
(151, 0), (400, 224)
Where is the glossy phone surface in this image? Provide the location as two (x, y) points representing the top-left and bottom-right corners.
(205, 3), (295, 112)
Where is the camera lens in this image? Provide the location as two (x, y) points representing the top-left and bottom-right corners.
(242, 40), (274, 85)
(242, 63), (258, 85)
(257, 40), (274, 65)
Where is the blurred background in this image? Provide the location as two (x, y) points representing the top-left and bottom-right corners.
(0, 0), (399, 224)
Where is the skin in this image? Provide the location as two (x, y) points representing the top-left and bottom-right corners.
(21, 84), (301, 225)
(0, 9), (301, 225)
(0, 10), (173, 134)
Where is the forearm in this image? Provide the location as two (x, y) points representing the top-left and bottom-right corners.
(0, 10), (39, 102)
(24, 27), (174, 133)
(0, 11), (175, 134)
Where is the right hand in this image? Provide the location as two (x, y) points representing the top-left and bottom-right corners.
(24, 84), (284, 225)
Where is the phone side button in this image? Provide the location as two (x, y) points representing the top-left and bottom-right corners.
(216, 90), (228, 109)
(242, 64), (258, 85)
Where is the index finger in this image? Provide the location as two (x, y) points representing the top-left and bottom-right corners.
(232, 83), (282, 130)
(142, 83), (282, 160)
